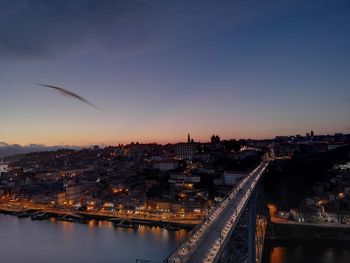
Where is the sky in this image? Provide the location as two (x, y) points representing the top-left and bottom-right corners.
(0, 0), (350, 147)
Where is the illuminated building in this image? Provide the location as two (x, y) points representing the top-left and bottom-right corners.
(153, 160), (179, 171)
(223, 172), (245, 186)
(174, 143), (197, 160)
(65, 185), (83, 205)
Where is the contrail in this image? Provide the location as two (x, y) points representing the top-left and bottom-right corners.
(37, 83), (100, 110)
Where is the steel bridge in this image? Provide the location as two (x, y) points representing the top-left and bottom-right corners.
(165, 161), (270, 263)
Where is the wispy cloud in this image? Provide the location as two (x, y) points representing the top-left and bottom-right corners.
(37, 83), (101, 110)
(339, 97), (350, 102)
(0, 0), (285, 59)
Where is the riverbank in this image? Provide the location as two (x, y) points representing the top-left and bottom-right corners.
(267, 220), (350, 241)
(0, 205), (197, 230)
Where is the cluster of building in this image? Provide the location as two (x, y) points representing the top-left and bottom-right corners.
(269, 132), (349, 159)
(0, 134), (263, 219)
(276, 161), (350, 224)
(1, 132), (349, 221)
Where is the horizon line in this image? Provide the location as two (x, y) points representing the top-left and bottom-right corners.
(1, 131), (348, 149)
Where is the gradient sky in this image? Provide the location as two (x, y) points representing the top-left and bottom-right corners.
(1, 0), (350, 146)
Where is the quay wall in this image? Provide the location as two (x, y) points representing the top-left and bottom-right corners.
(267, 221), (350, 241)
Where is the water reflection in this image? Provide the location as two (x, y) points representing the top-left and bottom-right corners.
(270, 247), (286, 263)
(0, 214), (189, 263)
(263, 240), (350, 263)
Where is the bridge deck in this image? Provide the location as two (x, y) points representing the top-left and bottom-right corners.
(165, 161), (269, 263)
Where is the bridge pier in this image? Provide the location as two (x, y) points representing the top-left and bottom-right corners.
(248, 190), (257, 263)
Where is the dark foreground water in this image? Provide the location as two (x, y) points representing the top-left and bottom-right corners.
(0, 214), (187, 263)
(263, 239), (350, 263)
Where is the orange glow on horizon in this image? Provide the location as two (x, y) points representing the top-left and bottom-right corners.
(2, 125), (345, 147)
(2, 133), (276, 148)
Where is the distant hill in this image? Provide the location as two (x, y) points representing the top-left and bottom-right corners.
(0, 142), (80, 156)
(263, 145), (350, 210)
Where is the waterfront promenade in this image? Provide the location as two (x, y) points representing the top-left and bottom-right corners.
(272, 218), (350, 229)
(0, 203), (200, 227)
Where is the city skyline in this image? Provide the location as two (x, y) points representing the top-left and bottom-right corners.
(1, 0), (350, 146)
(0, 131), (345, 155)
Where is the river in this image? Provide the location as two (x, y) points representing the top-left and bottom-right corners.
(0, 214), (187, 263)
(2, 213), (350, 263)
(263, 239), (350, 263)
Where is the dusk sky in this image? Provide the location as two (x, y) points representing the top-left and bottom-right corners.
(1, 0), (349, 146)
